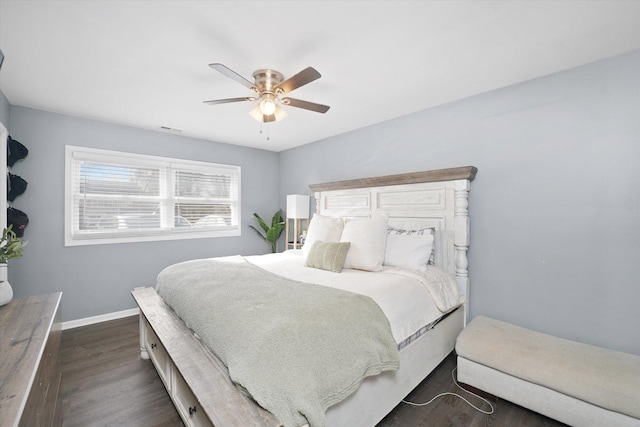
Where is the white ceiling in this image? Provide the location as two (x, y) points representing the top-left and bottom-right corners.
(0, 1), (639, 152)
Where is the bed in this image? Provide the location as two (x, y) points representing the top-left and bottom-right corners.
(132, 166), (477, 427)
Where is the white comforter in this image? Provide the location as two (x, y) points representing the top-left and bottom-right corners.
(247, 250), (464, 345)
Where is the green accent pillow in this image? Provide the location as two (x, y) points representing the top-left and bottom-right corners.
(305, 241), (351, 273)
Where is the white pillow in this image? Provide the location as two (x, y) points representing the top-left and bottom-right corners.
(384, 233), (434, 271)
(302, 214), (345, 257)
(340, 214), (388, 272)
(387, 227), (436, 265)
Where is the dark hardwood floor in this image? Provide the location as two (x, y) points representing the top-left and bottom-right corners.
(377, 357), (566, 427)
(61, 316), (567, 427)
(61, 315), (182, 427)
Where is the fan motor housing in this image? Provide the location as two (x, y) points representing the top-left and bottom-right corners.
(253, 69), (284, 94)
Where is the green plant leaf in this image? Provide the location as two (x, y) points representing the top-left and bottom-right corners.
(271, 209), (284, 228)
(253, 213), (269, 233)
(251, 210), (286, 253)
(0, 225), (26, 263)
(266, 228), (280, 243)
(273, 223), (285, 235)
(249, 225), (266, 240)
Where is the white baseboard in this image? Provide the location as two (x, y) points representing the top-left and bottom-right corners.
(62, 307), (140, 331)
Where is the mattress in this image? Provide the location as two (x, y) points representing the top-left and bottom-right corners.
(246, 250), (462, 345)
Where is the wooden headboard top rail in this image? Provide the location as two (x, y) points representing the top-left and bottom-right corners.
(308, 166), (477, 192)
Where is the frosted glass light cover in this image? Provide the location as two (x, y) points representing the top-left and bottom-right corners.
(260, 98), (276, 115)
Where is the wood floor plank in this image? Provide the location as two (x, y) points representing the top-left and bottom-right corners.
(61, 315), (569, 427)
(61, 315), (182, 427)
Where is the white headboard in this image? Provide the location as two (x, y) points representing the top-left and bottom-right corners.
(309, 166), (477, 323)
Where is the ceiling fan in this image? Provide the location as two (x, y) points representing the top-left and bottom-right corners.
(204, 63), (330, 123)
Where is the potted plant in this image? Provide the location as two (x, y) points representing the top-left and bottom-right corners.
(249, 210), (285, 253)
(0, 225), (27, 306)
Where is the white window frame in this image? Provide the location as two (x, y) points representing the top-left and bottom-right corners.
(64, 145), (241, 246)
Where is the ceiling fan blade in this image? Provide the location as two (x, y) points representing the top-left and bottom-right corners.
(281, 97), (330, 113)
(209, 63), (256, 91)
(276, 67), (321, 94)
(203, 97), (255, 105)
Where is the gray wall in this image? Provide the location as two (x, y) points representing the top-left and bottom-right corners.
(5, 50), (639, 355)
(8, 107), (280, 321)
(280, 50), (640, 355)
(0, 89), (10, 129)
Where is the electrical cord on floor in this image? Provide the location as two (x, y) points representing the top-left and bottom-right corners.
(402, 367), (495, 415)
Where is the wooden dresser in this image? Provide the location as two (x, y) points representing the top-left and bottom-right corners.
(0, 292), (62, 427)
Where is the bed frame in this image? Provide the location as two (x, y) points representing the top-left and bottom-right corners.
(132, 166), (477, 427)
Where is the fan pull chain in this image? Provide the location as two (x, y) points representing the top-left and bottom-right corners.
(258, 121), (271, 141)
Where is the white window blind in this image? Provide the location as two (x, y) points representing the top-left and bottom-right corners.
(65, 146), (240, 246)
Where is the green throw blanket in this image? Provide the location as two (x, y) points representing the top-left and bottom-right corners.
(156, 256), (399, 427)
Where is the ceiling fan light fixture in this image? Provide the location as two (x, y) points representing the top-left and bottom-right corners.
(273, 104), (288, 122)
(259, 96), (277, 115)
(249, 105), (263, 122)
(206, 64), (329, 125)
(250, 103), (288, 123)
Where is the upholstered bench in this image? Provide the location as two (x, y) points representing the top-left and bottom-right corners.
(455, 316), (640, 427)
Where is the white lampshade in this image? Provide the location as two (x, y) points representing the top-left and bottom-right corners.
(286, 194), (310, 219)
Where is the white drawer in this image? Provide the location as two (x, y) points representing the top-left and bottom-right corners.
(144, 320), (171, 389)
(172, 368), (214, 427)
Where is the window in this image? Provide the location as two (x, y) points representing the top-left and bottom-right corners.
(65, 146), (240, 246)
